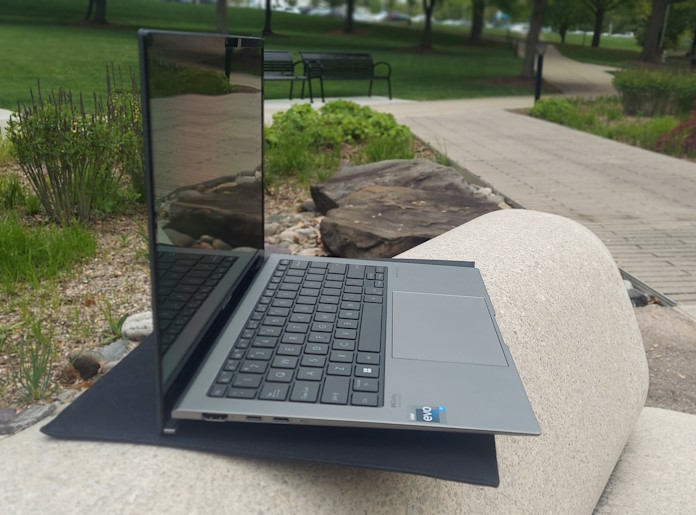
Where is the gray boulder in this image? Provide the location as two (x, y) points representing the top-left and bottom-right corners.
(311, 160), (501, 258)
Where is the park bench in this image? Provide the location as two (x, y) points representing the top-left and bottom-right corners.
(263, 50), (311, 101)
(299, 52), (392, 103)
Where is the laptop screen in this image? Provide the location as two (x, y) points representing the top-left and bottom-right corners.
(139, 30), (264, 404)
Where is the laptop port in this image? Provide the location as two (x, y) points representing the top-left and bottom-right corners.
(202, 413), (227, 422)
(273, 417), (289, 423)
(246, 416), (263, 422)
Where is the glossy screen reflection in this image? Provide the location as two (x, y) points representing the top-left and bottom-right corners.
(142, 32), (264, 389)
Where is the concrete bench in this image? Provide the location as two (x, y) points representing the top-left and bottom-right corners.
(1, 210), (694, 512)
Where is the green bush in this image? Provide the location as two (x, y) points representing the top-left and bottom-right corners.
(0, 174), (26, 211)
(613, 69), (696, 117)
(264, 100), (413, 187)
(7, 85), (118, 223)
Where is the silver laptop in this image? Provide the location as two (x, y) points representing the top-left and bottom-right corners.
(139, 29), (540, 436)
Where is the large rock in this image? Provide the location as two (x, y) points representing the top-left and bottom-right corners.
(311, 160), (501, 258)
(0, 210), (663, 513)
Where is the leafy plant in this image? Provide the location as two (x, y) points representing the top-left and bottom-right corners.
(106, 64), (146, 201)
(7, 83), (117, 224)
(0, 134), (13, 167)
(0, 174), (26, 211)
(657, 108), (696, 157)
(99, 298), (128, 344)
(264, 100), (413, 187)
(613, 69), (696, 117)
(14, 318), (56, 402)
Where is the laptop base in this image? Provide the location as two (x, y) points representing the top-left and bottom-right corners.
(41, 335), (499, 486)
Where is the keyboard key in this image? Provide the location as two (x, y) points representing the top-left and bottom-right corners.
(281, 333), (305, 345)
(297, 296), (317, 305)
(272, 299), (292, 308)
(365, 287), (383, 296)
(327, 263), (347, 275)
(293, 304), (314, 314)
(327, 363), (352, 376)
(259, 383), (290, 401)
(326, 274), (344, 282)
(264, 316), (286, 327)
(290, 260), (309, 269)
(247, 349), (273, 360)
(253, 337), (278, 348)
(337, 319), (358, 329)
(233, 374), (262, 388)
(347, 264), (365, 279)
(342, 293), (362, 303)
(301, 355), (326, 367)
(307, 333), (330, 344)
(330, 351), (354, 363)
(227, 388), (256, 399)
(321, 377), (350, 404)
(286, 323), (309, 333)
(314, 313), (336, 323)
(276, 291), (297, 299)
(280, 283), (300, 291)
(305, 343), (329, 355)
(258, 326), (281, 337)
(358, 303), (382, 353)
(300, 288), (320, 297)
(351, 393), (378, 407)
(240, 361), (268, 374)
(324, 282), (343, 290)
(224, 360), (240, 371)
(290, 381), (320, 403)
(297, 368), (323, 381)
(208, 384), (227, 397)
(286, 269), (304, 277)
(335, 329), (357, 340)
(319, 296), (339, 304)
(344, 286), (363, 294)
(272, 356), (298, 369)
(289, 313), (312, 324)
(332, 340), (355, 351)
(353, 378), (379, 392)
(357, 352), (380, 365)
(317, 304), (338, 314)
(321, 287), (342, 296)
(355, 365), (379, 378)
(268, 307), (290, 317)
(311, 322), (334, 333)
(338, 310), (359, 320)
(267, 369), (293, 383)
(309, 261), (328, 269)
(277, 344), (302, 356)
(364, 295), (382, 304)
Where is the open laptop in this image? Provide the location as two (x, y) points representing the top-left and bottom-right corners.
(138, 29), (540, 436)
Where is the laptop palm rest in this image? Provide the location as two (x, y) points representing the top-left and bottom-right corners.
(392, 292), (508, 367)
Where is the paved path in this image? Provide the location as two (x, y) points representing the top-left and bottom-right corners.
(266, 48), (696, 316)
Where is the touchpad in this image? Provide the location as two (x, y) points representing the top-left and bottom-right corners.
(392, 292), (508, 367)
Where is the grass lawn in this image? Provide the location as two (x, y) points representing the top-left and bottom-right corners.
(1, 0), (552, 109)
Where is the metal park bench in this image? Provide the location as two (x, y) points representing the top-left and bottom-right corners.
(263, 50), (311, 101)
(299, 52), (392, 103)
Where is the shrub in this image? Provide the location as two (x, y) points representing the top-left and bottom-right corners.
(265, 100), (413, 187)
(657, 108), (696, 157)
(7, 84), (117, 224)
(613, 69), (696, 117)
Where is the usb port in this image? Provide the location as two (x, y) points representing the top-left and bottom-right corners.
(273, 417), (289, 423)
(202, 413), (227, 422)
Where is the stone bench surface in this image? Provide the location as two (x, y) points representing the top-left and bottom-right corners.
(1, 210), (694, 513)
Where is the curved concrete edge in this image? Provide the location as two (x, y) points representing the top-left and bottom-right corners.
(595, 407), (696, 514)
(0, 209), (649, 513)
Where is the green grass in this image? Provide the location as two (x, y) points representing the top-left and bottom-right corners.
(0, 0), (542, 109)
(0, 213), (96, 291)
(554, 44), (640, 67)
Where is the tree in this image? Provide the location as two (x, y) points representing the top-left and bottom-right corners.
(638, 0), (686, 61)
(521, 0), (547, 78)
(421, 0), (437, 48)
(345, 0), (356, 33)
(217, 0), (228, 34)
(547, 0), (591, 44)
(582, 0), (626, 47)
(85, 0), (107, 24)
(470, 0), (486, 44)
(263, 0), (273, 35)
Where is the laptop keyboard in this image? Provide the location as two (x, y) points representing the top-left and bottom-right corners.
(156, 251), (238, 352)
(208, 259), (386, 407)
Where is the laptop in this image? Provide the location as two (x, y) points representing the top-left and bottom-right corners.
(138, 29), (540, 436)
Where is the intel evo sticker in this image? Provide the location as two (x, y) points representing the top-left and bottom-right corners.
(408, 405), (446, 424)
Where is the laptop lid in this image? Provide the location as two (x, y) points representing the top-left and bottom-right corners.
(138, 29), (265, 430)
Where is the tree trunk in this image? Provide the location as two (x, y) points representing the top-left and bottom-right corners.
(690, 27), (696, 55)
(217, 0), (228, 34)
(560, 24), (567, 44)
(591, 6), (604, 47)
(640, 0), (670, 62)
(345, 0), (355, 33)
(85, 0), (95, 20)
(521, 0), (547, 79)
(421, 0), (435, 48)
(94, 0), (106, 23)
(469, 0), (485, 44)
(263, 0), (273, 35)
